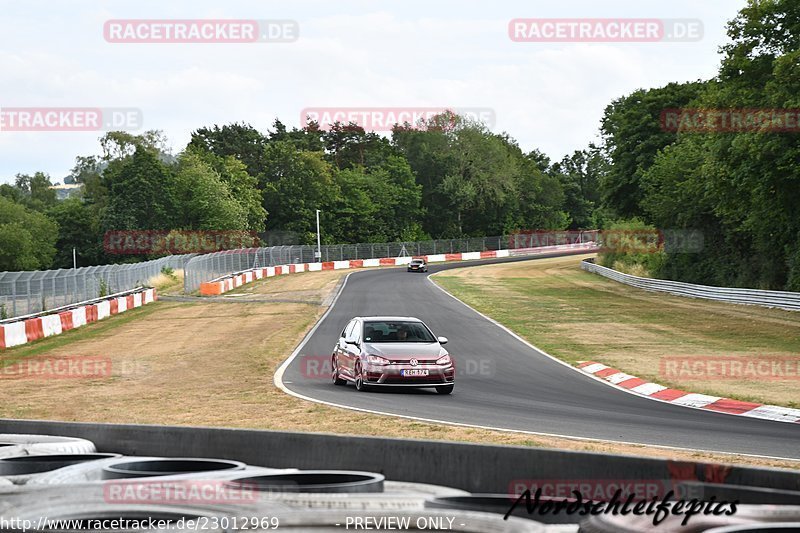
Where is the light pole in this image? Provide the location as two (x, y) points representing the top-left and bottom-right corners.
(315, 209), (322, 262)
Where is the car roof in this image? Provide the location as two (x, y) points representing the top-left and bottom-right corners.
(355, 316), (423, 322)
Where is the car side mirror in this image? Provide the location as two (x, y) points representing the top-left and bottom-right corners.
(437, 336), (448, 345)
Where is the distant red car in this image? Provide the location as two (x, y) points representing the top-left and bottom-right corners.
(331, 316), (454, 394)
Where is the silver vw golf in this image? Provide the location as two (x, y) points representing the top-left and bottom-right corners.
(331, 316), (455, 394)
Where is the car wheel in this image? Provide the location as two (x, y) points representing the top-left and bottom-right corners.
(435, 385), (454, 395)
(332, 356), (346, 386)
(354, 362), (370, 392)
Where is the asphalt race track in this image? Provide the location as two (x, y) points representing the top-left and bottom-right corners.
(279, 252), (800, 459)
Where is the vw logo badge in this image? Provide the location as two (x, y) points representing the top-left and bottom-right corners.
(410, 358), (418, 366)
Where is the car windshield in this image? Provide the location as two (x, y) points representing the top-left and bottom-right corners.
(411, 260), (424, 264)
(363, 321), (436, 343)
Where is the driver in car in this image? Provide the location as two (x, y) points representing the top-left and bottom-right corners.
(396, 326), (410, 341)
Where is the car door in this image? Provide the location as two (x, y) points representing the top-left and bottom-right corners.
(335, 321), (351, 377)
(341, 320), (359, 378)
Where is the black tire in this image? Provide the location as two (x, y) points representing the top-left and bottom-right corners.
(354, 362), (371, 392)
(332, 356), (346, 386)
(436, 384), (454, 395)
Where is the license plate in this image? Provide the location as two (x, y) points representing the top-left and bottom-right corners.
(401, 369), (429, 377)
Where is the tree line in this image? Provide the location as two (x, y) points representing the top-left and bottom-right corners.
(0, 114), (600, 271)
(1, 0), (796, 291)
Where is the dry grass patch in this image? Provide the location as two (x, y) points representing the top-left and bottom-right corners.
(225, 270), (346, 304)
(148, 269), (184, 295)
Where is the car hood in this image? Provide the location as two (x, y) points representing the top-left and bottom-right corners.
(363, 342), (447, 361)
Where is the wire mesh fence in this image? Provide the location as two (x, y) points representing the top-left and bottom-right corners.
(0, 255), (195, 320)
(183, 232), (599, 293)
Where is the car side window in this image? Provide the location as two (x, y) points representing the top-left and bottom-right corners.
(344, 320), (358, 342)
(342, 320), (355, 339)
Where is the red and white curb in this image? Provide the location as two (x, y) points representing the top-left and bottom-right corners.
(578, 361), (800, 424)
(200, 243), (599, 296)
(0, 288), (157, 350)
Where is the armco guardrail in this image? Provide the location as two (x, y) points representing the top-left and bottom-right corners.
(582, 259), (800, 311)
(0, 255), (193, 320)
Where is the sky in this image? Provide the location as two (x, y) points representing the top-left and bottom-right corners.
(0, 0), (748, 184)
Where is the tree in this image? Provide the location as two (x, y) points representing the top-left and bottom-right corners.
(189, 123), (268, 177)
(172, 151), (249, 231)
(191, 149), (267, 232)
(394, 112), (567, 237)
(268, 119), (325, 152)
(261, 142), (339, 243)
(329, 156), (424, 243)
(5, 172), (58, 212)
(0, 196), (57, 270)
(102, 146), (176, 232)
(47, 198), (103, 268)
(551, 145), (606, 229)
(323, 122), (397, 170)
(599, 81), (706, 218)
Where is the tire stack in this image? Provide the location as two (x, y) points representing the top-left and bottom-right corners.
(1, 433), (799, 532)
(0, 434), (543, 532)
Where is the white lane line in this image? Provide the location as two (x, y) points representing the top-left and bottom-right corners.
(272, 261), (800, 462)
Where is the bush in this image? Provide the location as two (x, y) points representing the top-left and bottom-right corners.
(598, 219), (666, 276)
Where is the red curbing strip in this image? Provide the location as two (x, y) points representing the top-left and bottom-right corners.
(651, 388), (689, 401)
(594, 367), (621, 378)
(576, 359), (800, 423)
(617, 377), (647, 389)
(704, 398), (762, 415)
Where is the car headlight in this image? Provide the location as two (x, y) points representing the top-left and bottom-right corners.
(436, 354), (452, 365)
(367, 355), (390, 366)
